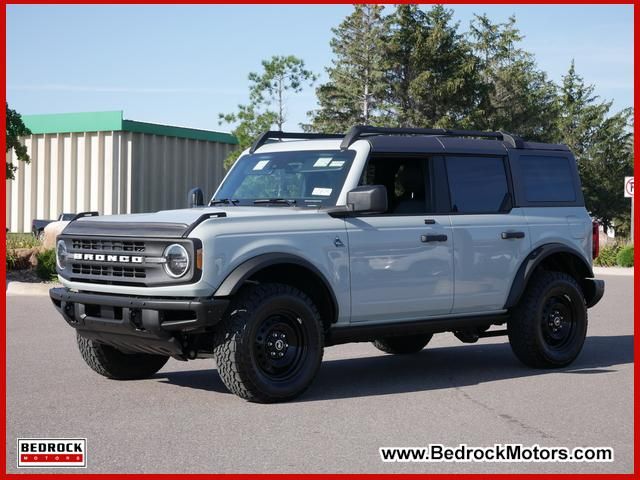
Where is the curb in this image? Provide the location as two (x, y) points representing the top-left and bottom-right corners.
(6, 281), (61, 296)
(593, 267), (634, 277)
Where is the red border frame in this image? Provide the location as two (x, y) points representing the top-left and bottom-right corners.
(1, 2), (637, 478)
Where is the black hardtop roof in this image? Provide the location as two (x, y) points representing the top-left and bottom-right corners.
(367, 135), (570, 155)
(250, 126), (570, 154)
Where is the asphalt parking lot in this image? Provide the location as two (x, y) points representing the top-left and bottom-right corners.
(5, 273), (633, 474)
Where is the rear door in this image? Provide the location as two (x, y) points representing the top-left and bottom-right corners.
(445, 154), (532, 314)
(346, 154), (454, 323)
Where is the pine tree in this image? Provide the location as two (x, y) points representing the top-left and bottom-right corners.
(219, 56), (315, 168)
(307, 5), (386, 132)
(556, 62), (633, 231)
(413, 5), (479, 128)
(381, 5), (480, 128)
(249, 55), (317, 131)
(468, 14), (558, 141)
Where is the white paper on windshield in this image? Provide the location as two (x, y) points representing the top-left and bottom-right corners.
(312, 187), (332, 196)
(313, 157), (332, 167)
(253, 160), (269, 171)
(329, 160), (345, 167)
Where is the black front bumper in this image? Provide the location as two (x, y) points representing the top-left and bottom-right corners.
(49, 288), (229, 357)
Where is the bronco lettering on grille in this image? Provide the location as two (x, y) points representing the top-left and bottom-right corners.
(73, 253), (143, 263)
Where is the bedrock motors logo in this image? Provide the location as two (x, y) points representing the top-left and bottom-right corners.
(17, 439), (86, 468)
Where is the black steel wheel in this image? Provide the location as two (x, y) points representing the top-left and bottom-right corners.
(508, 270), (587, 368)
(213, 283), (324, 403)
(540, 295), (578, 350)
(254, 312), (308, 382)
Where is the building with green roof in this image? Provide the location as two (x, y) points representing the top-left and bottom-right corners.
(6, 111), (237, 232)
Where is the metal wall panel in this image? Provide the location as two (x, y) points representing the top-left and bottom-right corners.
(129, 133), (233, 213)
(6, 131), (232, 232)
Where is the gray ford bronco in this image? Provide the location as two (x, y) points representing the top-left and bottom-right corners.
(50, 126), (605, 403)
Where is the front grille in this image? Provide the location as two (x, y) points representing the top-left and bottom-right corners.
(71, 263), (146, 278)
(71, 238), (145, 252)
(59, 235), (195, 287)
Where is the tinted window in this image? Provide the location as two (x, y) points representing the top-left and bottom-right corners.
(360, 157), (433, 214)
(520, 155), (576, 202)
(446, 156), (510, 213)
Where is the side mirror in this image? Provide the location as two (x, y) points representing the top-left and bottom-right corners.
(346, 185), (388, 214)
(188, 187), (205, 208)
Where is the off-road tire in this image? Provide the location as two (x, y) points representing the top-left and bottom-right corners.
(77, 333), (169, 379)
(372, 334), (433, 354)
(508, 270), (587, 368)
(213, 283), (324, 403)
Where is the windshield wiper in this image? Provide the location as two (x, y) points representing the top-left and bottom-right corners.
(253, 198), (297, 206)
(209, 198), (239, 206)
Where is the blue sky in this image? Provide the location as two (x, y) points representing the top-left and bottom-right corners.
(6, 4), (634, 133)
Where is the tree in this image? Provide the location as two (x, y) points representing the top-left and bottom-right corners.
(6, 103), (31, 180)
(384, 5), (478, 127)
(468, 14), (558, 141)
(219, 56), (315, 168)
(410, 5), (481, 128)
(307, 5), (386, 132)
(555, 62), (633, 232)
(381, 5), (480, 128)
(249, 55), (317, 131)
(218, 106), (277, 169)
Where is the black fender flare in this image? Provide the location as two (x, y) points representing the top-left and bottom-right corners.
(504, 243), (594, 309)
(213, 253), (339, 322)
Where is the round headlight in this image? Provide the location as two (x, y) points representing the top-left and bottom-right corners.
(56, 240), (68, 269)
(163, 244), (190, 278)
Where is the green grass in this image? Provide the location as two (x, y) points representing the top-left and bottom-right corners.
(6, 233), (42, 250)
(6, 233), (42, 270)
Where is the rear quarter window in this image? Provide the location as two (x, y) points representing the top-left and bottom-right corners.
(520, 155), (576, 202)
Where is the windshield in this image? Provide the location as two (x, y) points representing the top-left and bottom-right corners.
(213, 150), (356, 207)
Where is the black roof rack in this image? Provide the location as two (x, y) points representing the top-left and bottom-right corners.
(339, 125), (524, 149)
(71, 211), (99, 222)
(249, 126), (525, 154)
(249, 131), (343, 154)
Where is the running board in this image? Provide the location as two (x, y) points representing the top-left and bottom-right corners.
(326, 313), (509, 346)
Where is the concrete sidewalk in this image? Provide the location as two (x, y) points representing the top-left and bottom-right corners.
(6, 281), (60, 296)
(593, 266), (634, 277)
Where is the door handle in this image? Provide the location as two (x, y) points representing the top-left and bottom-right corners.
(424, 219), (436, 225)
(501, 231), (525, 239)
(421, 234), (448, 243)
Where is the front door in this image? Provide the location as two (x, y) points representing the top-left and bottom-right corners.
(346, 155), (454, 323)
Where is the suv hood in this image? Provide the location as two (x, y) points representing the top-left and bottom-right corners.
(61, 206), (319, 238)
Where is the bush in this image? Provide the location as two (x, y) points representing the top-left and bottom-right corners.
(616, 245), (634, 267)
(6, 233), (43, 270)
(594, 243), (622, 267)
(35, 249), (58, 281)
(6, 249), (18, 270)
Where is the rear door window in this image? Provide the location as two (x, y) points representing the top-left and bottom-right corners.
(445, 156), (510, 214)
